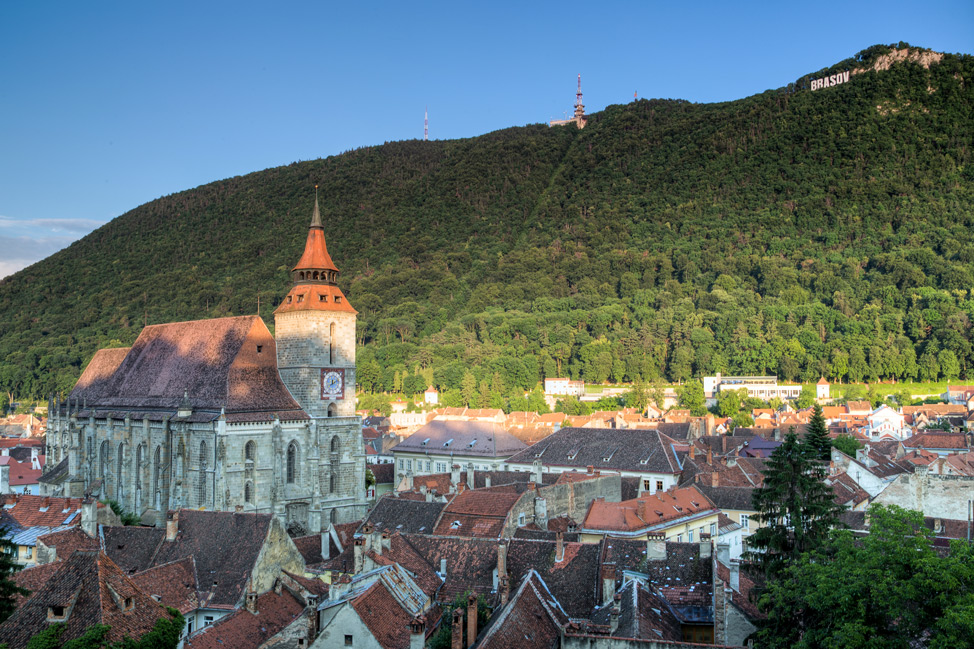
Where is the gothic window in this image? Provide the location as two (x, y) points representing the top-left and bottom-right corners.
(116, 443), (125, 499)
(100, 441), (109, 481)
(198, 441), (208, 507)
(87, 437), (93, 461)
(135, 444), (144, 491)
(329, 473), (336, 494)
(153, 447), (161, 496)
(245, 441), (256, 463)
(245, 481), (253, 504)
(287, 442), (298, 484)
(330, 437), (339, 453)
(329, 322), (336, 362)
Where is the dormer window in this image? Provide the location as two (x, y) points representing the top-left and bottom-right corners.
(334, 296), (342, 303)
(123, 597), (134, 611)
(48, 605), (67, 621)
(319, 294), (327, 302)
(297, 294), (304, 303)
(287, 296), (293, 304)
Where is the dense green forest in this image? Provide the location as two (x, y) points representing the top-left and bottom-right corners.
(1, 44), (973, 405)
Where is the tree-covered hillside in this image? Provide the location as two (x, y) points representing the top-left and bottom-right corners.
(1, 44), (972, 404)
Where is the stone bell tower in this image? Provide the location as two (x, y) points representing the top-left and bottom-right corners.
(274, 191), (358, 418)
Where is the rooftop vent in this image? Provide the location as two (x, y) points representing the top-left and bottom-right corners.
(421, 438), (431, 446)
(443, 439), (454, 447)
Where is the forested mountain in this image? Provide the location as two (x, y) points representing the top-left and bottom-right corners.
(2, 44), (973, 404)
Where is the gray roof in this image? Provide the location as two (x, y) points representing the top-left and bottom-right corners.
(694, 484), (756, 511)
(391, 420), (527, 458)
(360, 496), (445, 535)
(507, 427), (682, 475)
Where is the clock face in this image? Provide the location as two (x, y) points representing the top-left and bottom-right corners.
(320, 368), (345, 400)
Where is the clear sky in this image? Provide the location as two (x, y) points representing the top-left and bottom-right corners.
(1, 0), (971, 278)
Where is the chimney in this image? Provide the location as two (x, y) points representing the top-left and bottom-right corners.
(646, 533), (666, 561)
(711, 471), (719, 488)
(81, 498), (97, 538)
(165, 510), (179, 541)
(403, 470), (414, 491)
(774, 428), (781, 442)
(533, 459), (543, 484)
(609, 593), (621, 634)
(707, 448), (713, 465)
(706, 413), (716, 436)
(601, 564), (616, 605)
(534, 497), (548, 530)
(587, 465), (594, 475)
(322, 530), (331, 561)
(451, 609), (463, 649)
(451, 464), (461, 489)
(716, 543), (730, 567)
(499, 575), (510, 606)
(0, 465), (8, 495)
(466, 594), (478, 648)
(409, 616), (426, 649)
(235, 504), (243, 513)
(689, 445), (696, 461)
(381, 531), (391, 552)
(699, 533), (712, 558)
(496, 540), (507, 583)
(467, 463), (475, 490)
(726, 455), (737, 468)
(485, 475), (491, 488)
(730, 560), (740, 592)
(440, 558), (448, 578)
(555, 531), (564, 562)
(245, 589), (258, 613)
(372, 527), (383, 555)
(353, 537), (365, 573)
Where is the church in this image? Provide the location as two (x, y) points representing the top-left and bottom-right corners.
(40, 195), (369, 533)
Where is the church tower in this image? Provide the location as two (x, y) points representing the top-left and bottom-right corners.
(274, 192), (358, 418)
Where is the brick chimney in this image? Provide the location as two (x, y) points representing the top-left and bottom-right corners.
(245, 589), (258, 613)
(499, 575), (510, 606)
(711, 471), (719, 488)
(555, 531), (564, 562)
(496, 540), (507, 582)
(466, 594), (478, 648)
(689, 445), (696, 461)
(165, 510), (179, 541)
(451, 464), (461, 489)
(353, 536), (365, 573)
(707, 448), (713, 465)
(451, 609), (463, 649)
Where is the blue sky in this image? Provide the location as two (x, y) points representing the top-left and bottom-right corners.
(1, 0), (971, 278)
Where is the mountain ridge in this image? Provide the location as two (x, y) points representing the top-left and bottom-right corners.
(2, 43), (972, 401)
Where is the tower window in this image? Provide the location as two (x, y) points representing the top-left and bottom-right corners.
(256, 345), (262, 353)
(287, 442), (298, 483)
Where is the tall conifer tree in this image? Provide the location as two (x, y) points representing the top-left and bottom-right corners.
(0, 526), (28, 623)
(746, 429), (843, 577)
(805, 403), (831, 461)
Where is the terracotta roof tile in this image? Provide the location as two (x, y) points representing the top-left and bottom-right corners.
(582, 487), (717, 534)
(477, 571), (567, 649)
(131, 557), (200, 614)
(433, 489), (522, 538)
(0, 495), (85, 528)
(0, 551), (175, 649)
(36, 527), (99, 562)
(184, 587), (307, 649)
(351, 581), (414, 649)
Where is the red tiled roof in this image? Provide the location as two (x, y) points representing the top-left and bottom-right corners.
(0, 551), (175, 649)
(582, 486), (717, 533)
(433, 489), (521, 537)
(478, 571), (567, 649)
(351, 581), (413, 649)
(274, 283), (357, 315)
(184, 587), (306, 649)
(36, 527), (98, 562)
(11, 562), (60, 607)
(71, 316), (307, 421)
(131, 557), (200, 614)
(0, 495), (87, 527)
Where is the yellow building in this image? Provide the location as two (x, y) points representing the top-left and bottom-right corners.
(579, 485), (720, 543)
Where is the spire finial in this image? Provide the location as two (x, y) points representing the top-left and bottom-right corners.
(311, 185), (322, 228)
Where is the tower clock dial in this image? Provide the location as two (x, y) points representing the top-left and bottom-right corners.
(320, 368), (345, 400)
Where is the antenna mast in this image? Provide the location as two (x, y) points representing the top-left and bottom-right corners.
(576, 74), (582, 109)
(424, 107), (428, 141)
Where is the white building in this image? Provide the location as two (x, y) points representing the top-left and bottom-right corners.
(703, 374), (801, 402)
(866, 404), (910, 440)
(544, 378), (585, 397)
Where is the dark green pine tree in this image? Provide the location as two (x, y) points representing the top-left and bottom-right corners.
(745, 429), (844, 577)
(805, 403), (831, 462)
(0, 526), (28, 624)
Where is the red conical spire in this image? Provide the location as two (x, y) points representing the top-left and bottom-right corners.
(291, 186), (339, 284)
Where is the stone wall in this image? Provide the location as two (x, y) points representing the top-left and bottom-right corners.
(503, 474), (621, 535)
(564, 635), (743, 649)
(251, 516), (306, 597)
(872, 467), (974, 519)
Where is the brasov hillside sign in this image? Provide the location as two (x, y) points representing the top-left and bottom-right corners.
(811, 71), (851, 91)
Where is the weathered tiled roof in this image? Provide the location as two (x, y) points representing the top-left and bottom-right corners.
(392, 420), (528, 458)
(350, 580), (414, 649)
(0, 494), (84, 527)
(69, 316), (306, 422)
(0, 551), (174, 649)
(292, 534), (324, 566)
(507, 538), (603, 619)
(508, 428), (682, 474)
(36, 526), (99, 562)
(903, 432), (970, 450)
(184, 587), (306, 649)
(477, 570), (567, 649)
(131, 556), (200, 614)
(400, 535), (498, 602)
(588, 579), (683, 642)
(433, 489), (521, 538)
(694, 484), (756, 512)
(363, 496), (446, 535)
